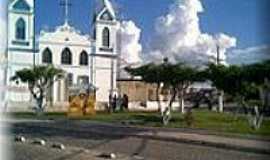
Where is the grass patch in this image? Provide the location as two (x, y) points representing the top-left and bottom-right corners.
(77, 111), (270, 137)
(10, 110), (270, 138)
(10, 112), (66, 120)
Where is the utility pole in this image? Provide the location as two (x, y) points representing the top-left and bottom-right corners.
(216, 45), (224, 113)
(216, 45), (220, 65)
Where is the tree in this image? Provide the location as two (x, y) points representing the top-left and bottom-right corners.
(126, 61), (174, 124)
(126, 63), (165, 112)
(160, 63), (202, 114)
(205, 61), (270, 129)
(206, 64), (251, 113)
(243, 60), (270, 113)
(126, 61), (202, 125)
(11, 65), (64, 114)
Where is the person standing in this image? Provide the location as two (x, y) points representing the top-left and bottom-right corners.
(112, 94), (117, 112)
(123, 94), (129, 111)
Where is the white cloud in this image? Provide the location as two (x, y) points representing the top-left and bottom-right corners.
(147, 0), (237, 66)
(118, 20), (142, 65)
(228, 45), (270, 65)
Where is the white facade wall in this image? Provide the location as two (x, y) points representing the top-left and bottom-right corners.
(38, 24), (92, 104)
(92, 8), (120, 103)
(3, 0), (120, 111)
(5, 0), (35, 111)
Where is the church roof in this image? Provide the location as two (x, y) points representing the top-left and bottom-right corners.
(95, 0), (116, 20)
(39, 23), (92, 46)
(103, 0), (116, 18)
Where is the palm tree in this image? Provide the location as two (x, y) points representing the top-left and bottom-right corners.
(11, 65), (64, 114)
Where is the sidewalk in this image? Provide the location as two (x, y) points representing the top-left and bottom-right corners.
(132, 128), (270, 154)
(74, 121), (270, 155)
(14, 142), (137, 160)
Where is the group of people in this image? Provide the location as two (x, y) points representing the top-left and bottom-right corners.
(109, 93), (129, 112)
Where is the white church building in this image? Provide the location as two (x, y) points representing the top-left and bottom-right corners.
(2, 0), (120, 111)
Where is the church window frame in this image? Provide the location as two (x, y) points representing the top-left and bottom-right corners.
(77, 76), (89, 86)
(102, 27), (110, 48)
(15, 18), (26, 40)
(42, 48), (53, 64)
(100, 10), (113, 21)
(79, 51), (88, 66)
(67, 73), (73, 86)
(61, 48), (72, 65)
(13, 0), (31, 12)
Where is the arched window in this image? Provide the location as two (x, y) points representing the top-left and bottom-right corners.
(16, 18), (26, 40)
(79, 51), (88, 66)
(102, 27), (110, 47)
(78, 76), (89, 85)
(13, 0), (31, 11)
(61, 48), (72, 65)
(67, 73), (73, 86)
(42, 48), (52, 64)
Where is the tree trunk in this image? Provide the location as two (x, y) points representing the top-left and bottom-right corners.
(259, 80), (270, 113)
(162, 88), (177, 125)
(218, 90), (224, 113)
(178, 88), (185, 114)
(35, 87), (46, 116)
(180, 96), (185, 114)
(168, 88), (177, 110)
(156, 83), (161, 113)
(240, 96), (248, 114)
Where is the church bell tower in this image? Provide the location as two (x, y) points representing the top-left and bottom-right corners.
(94, 0), (119, 55)
(8, 0), (35, 51)
(91, 0), (120, 105)
(6, 0), (35, 106)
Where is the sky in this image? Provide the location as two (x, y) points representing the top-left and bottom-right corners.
(34, 0), (269, 48)
(1, 0), (270, 65)
(36, 0), (270, 65)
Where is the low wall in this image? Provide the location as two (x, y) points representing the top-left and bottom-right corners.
(3, 101), (190, 113)
(4, 101), (108, 113)
(4, 101), (69, 113)
(128, 101), (182, 112)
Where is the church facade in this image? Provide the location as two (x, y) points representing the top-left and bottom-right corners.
(3, 0), (120, 111)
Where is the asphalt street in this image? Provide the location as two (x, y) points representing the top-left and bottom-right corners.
(9, 120), (270, 160)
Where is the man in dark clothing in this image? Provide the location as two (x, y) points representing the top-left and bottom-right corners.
(112, 94), (117, 112)
(122, 94), (129, 110)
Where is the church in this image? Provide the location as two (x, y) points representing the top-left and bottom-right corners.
(3, 0), (120, 111)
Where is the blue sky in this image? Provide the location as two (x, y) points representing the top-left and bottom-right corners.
(35, 0), (270, 50)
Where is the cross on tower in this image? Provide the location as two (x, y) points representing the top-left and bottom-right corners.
(60, 0), (72, 25)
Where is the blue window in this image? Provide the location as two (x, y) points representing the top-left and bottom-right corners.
(102, 27), (110, 48)
(42, 48), (53, 64)
(13, 0), (31, 12)
(15, 18), (26, 40)
(67, 73), (73, 86)
(61, 48), (72, 65)
(79, 51), (88, 66)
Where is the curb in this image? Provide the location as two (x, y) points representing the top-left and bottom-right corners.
(127, 133), (270, 155)
(64, 127), (270, 155)
(72, 123), (270, 155)
(71, 121), (270, 154)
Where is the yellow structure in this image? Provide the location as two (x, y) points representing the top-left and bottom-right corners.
(67, 85), (96, 117)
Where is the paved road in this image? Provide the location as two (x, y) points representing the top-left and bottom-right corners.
(13, 143), (133, 160)
(10, 120), (270, 160)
